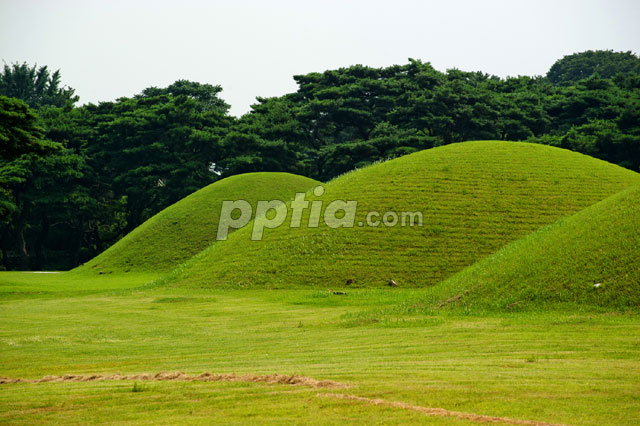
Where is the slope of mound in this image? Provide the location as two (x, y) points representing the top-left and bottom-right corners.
(169, 141), (640, 289)
(428, 185), (640, 310)
(75, 173), (319, 275)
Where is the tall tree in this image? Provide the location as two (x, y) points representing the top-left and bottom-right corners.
(0, 62), (78, 108)
(0, 96), (58, 161)
(0, 96), (59, 234)
(547, 50), (640, 86)
(140, 80), (229, 113)
(87, 83), (231, 232)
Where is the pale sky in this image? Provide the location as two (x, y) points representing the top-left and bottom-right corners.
(1, 0), (639, 116)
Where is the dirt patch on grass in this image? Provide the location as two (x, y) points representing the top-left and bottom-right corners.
(436, 290), (469, 308)
(319, 393), (571, 426)
(0, 372), (347, 389)
(2, 373), (571, 424)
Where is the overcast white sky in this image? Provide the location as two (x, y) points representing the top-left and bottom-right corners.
(1, 0), (639, 116)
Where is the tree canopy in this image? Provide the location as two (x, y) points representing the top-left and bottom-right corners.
(547, 50), (640, 85)
(0, 62), (78, 108)
(0, 96), (58, 161)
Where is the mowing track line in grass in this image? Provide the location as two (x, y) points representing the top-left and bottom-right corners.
(319, 393), (572, 426)
(0, 373), (575, 424)
(0, 372), (347, 389)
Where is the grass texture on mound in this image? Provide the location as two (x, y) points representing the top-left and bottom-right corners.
(428, 184), (640, 310)
(168, 141), (640, 288)
(75, 172), (319, 275)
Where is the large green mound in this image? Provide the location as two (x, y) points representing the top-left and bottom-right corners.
(75, 172), (319, 275)
(169, 141), (640, 288)
(429, 184), (640, 310)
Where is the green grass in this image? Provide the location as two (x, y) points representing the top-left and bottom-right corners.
(417, 184), (640, 311)
(1, 287), (640, 425)
(2, 143), (640, 424)
(169, 141), (640, 289)
(0, 271), (157, 296)
(0, 381), (450, 425)
(74, 172), (319, 275)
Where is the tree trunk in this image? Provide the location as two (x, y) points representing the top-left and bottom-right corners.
(34, 213), (49, 270)
(16, 214), (30, 270)
(92, 225), (103, 254)
(0, 227), (9, 270)
(71, 217), (84, 267)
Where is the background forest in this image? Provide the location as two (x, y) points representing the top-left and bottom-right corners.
(1, 49), (639, 270)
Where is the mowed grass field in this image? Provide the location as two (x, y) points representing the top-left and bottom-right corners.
(0, 272), (157, 296)
(1, 283), (640, 425)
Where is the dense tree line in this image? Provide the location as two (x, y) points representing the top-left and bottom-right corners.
(1, 50), (639, 270)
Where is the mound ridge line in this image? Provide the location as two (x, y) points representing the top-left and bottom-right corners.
(0, 372), (347, 389)
(320, 393), (572, 426)
(76, 172), (319, 275)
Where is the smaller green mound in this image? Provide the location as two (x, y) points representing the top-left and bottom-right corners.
(433, 185), (640, 310)
(74, 173), (319, 275)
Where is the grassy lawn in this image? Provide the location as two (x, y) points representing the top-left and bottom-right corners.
(0, 381), (463, 425)
(0, 271), (159, 295)
(1, 278), (639, 424)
